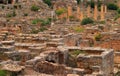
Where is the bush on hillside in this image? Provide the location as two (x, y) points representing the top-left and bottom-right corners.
(107, 3), (118, 10)
(32, 18), (51, 26)
(76, 0), (81, 5)
(117, 8), (120, 14)
(81, 18), (94, 25)
(55, 8), (67, 16)
(43, 0), (52, 7)
(31, 5), (40, 11)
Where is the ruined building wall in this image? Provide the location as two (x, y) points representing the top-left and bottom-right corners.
(76, 49), (114, 76)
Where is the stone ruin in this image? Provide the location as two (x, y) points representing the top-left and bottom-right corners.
(26, 46), (114, 76)
(0, 28), (115, 76)
(53, 0), (107, 22)
(0, 0), (119, 76)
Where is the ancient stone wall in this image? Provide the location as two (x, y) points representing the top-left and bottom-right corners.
(95, 39), (120, 51)
(35, 61), (84, 76)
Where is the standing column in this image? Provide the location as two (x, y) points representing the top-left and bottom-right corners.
(67, 6), (72, 21)
(104, 5), (107, 13)
(100, 4), (105, 21)
(80, 11), (83, 20)
(87, 5), (91, 17)
(77, 6), (80, 19)
(80, 0), (84, 21)
(94, 3), (98, 20)
(12, 0), (15, 5)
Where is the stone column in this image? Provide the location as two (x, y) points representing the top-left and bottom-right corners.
(100, 4), (105, 21)
(104, 5), (107, 13)
(80, 11), (83, 21)
(87, 5), (91, 17)
(94, 4), (98, 20)
(80, 0), (84, 21)
(67, 6), (72, 21)
(12, 0), (15, 5)
(77, 6), (80, 19)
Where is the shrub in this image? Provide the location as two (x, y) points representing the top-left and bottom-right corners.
(107, 3), (118, 10)
(73, 27), (84, 33)
(32, 18), (41, 24)
(87, 1), (101, 8)
(31, 5), (40, 11)
(0, 70), (7, 76)
(55, 8), (67, 16)
(24, 13), (28, 16)
(31, 28), (39, 34)
(81, 18), (94, 25)
(76, 0), (81, 5)
(95, 34), (102, 41)
(32, 18), (51, 26)
(69, 16), (75, 20)
(114, 14), (120, 20)
(31, 27), (47, 34)
(2, 5), (5, 9)
(89, 1), (95, 8)
(6, 11), (16, 18)
(117, 8), (120, 14)
(12, 11), (16, 17)
(99, 21), (106, 24)
(70, 50), (86, 57)
(39, 27), (47, 32)
(43, 0), (52, 7)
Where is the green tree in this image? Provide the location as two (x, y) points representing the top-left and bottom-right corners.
(107, 3), (118, 10)
(76, 0), (81, 5)
(43, 0), (52, 7)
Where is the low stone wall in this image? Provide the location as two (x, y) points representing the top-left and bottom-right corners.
(95, 39), (120, 51)
(35, 61), (84, 76)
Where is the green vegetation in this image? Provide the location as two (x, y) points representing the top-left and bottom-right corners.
(32, 18), (41, 24)
(0, 70), (7, 76)
(69, 16), (75, 20)
(43, 0), (52, 7)
(1, 5), (5, 9)
(24, 13), (28, 16)
(31, 5), (40, 12)
(6, 11), (16, 18)
(87, 0), (101, 8)
(95, 34), (102, 41)
(117, 8), (120, 14)
(114, 14), (120, 20)
(67, 50), (86, 68)
(69, 50), (86, 57)
(31, 27), (47, 34)
(73, 27), (85, 33)
(90, 1), (95, 8)
(107, 3), (118, 10)
(55, 8), (67, 16)
(113, 7), (120, 21)
(81, 18), (94, 25)
(32, 18), (51, 26)
(76, 0), (81, 5)
(97, 21), (106, 24)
